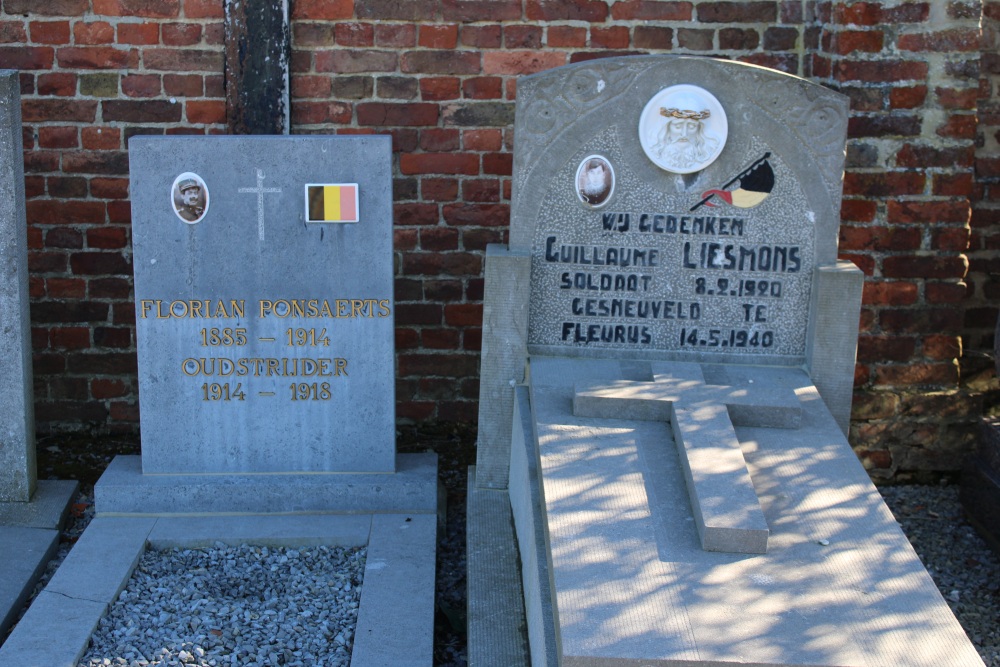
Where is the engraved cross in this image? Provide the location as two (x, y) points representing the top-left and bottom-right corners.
(573, 362), (801, 554)
(238, 168), (282, 241)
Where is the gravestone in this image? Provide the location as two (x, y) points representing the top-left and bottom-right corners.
(0, 69), (79, 639)
(468, 56), (985, 667)
(0, 135), (436, 665)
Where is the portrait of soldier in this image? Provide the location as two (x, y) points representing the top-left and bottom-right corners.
(576, 156), (614, 207)
(172, 174), (208, 223)
(652, 106), (720, 171)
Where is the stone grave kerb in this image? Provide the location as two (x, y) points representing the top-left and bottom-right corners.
(476, 56), (863, 490)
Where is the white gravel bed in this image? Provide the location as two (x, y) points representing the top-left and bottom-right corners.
(77, 543), (365, 667)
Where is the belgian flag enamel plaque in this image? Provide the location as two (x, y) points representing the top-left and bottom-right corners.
(305, 183), (359, 223)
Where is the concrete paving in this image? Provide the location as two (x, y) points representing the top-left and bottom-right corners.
(0, 513), (436, 666)
(0, 480), (78, 639)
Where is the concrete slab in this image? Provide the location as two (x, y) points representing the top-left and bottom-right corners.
(352, 514), (436, 667)
(466, 467), (530, 667)
(147, 514), (372, 549)
(95, 453), (438, 515)
(0, 591), (106, 667)
(524, 356), (985, 667)
(0, 480), (78, 529)
(0, 527), (58, 638)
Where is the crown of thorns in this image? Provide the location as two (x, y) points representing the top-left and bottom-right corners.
(660, 107), (711, 120)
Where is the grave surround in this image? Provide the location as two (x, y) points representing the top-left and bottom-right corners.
(467, 56), (985, 667)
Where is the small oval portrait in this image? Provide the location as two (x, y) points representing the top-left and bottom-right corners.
(576, 155), (615, 208)
(171, 172), (209, 224)
(639, 84), (728, 174)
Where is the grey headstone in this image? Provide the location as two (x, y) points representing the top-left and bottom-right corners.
(0, 70), (35, 502)
(129, 136), (395, 474)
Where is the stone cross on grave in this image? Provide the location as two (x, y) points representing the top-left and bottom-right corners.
(573, 362), (802, 554)
(238, 168), (281, 241)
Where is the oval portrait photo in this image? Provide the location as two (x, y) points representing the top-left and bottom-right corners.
(171, 172), (209, 224)
(576, 155), (615, 208)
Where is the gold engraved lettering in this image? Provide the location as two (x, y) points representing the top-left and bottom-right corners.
(334, 358), (348, 376)
(140, 299), (245, 319)
(378, 299), (391, 317)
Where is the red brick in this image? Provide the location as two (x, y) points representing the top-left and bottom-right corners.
(6, 0), (87, 13)
(375, 23), (416, 47)
(357, 102), (438, 127)
(93, 0), (179, 16)
(463, 76), (502, 100)
(291, 101), (352, 125)
(461, 25), (502, 48)
(839, 225), (921, 251)
(420, 128), (460, 152)
(420, 227), (460, 251)
(51, 327), (90, 350)
(677, 28), (713, 50)
(0, 46), (54, 69)
(107, 201), (132, 223)
(463, 179), (501, 202)
(848, 114), (921, 138)
(835, 60), (928, 83)
(873, 362), (958, 387)
(90, 277), (131, 298)
(291, 0), (352, 18)
(548, 26), (587, 48)
(936, 86), (978, 109)
(505, 25), (543, 49)
(719, 27), (759, 50)
(420, 24), (459, 49)
(82, 126), (121, 150)
(103, 99), (181, 122)
(118, 22), (159, 45)
(484, 50), (565, 74)
(27, 200), (106, 225)
(926, 281), (968, 303)
(426, 280), (464, 300)
(162, 22), (202, 46)
(936, 114), (977, 139)
(186, 99), (225, 124)
(47, 176), (87, 198)
(293, 23), (335, 46)
(62, 151), (129, 175)
(881, 255), (967, 279)
(356, 0), (436, 19)
(420, 77), (460, 101)
(697, 1), (776, 22)
(835, 1), (929, 25)
(933, 172), (974, 197)
(29, 20), (70, 44)
(57, 46), (137, 69)
(841, 199), (877, 222)
(316, 49), (397, 73)
(0, 21), (27, 43)
(857, 334), (916, 362)
(395, 203), (440, 225)
(422, 178), (459, 201)
(591, 26), (630, 49)
(291, 76), (332, 99)
(45, 278), (85, 298)
(163, 73), (203, 96)
(401, 251), (483, 276)
(37, 72), (76, 96)
(887, 200), (970, 224)
(421, 330), (461, 350)
(444, 303), (483, 326)
(24, 150), (61, 173)
(463, 129), (503, 151)
(830, 29), (883, 54)
(38, 126), (78, 149)
(738, 53), (799, 74)
(89, 178), (130, 200)
(898, 29), (980, 52)
(923, 334), (962, 360)
(122, 74), (161, 97)
(92, 379), (127, 399)
(842, 172), (925, 197)
(612, 0), (692, 19)
(862, 280), (919, 306)
(400, 153), (479, 175)
(763, 26), (798, 50)
(402, 50), (481, 75)
(442, 203), (509, 226)
(45, 227), (83, 248)
(889, 85), (926, 109)
(634, 26), (674, 49)
(482, 152), (513, 175)
(397, 400), (435, 421)
(932, 227), (970, 251)
(24, 176), (45, 197)
(394, 229), (419, 251)
(184, 0), (223, 19)
(143, 48), (221, 71)
(526, 0), (609, 21)
(443, 0), (519, 21)
(395, 304), (442, 326)
(336, 22), (375, 46)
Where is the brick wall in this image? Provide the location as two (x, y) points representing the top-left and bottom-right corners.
(4, 0), (998, 478)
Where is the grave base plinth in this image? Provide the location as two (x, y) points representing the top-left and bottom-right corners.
(496, 358), (984, 667)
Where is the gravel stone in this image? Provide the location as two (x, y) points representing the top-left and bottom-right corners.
(76, 543), (365, 667)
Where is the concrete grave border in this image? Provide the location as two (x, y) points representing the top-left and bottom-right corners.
(0, 511), (436, 667)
